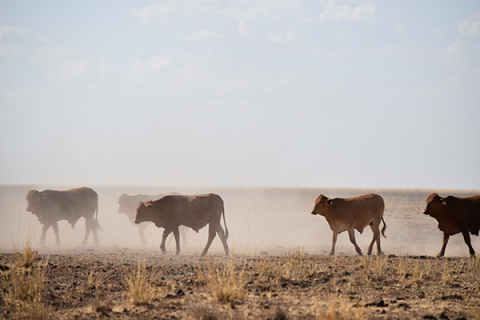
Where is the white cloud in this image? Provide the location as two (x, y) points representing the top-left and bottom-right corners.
(48, 61), (89, 82)
(459, 13), (480, 36)
(129, 55), (173, 77)
(0, 25), (28, 38)
(237, 19), (247, 35)
(393, 23), (405, 35)
(0, 42), (25, 56)
(134, 5), (173, 26)
(444, 40), (468, 56)
(267, 30), (298, 43)
(182, 30), (228, 43)
(32, 40), (110, 82)
(319, 1), (376, 21)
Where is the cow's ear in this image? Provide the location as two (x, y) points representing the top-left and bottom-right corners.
(328, 199), (334, 205)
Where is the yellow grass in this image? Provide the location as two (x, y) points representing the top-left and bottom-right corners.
(196, 257), (246, 305)
(124, 258), (157, 305)
(14, 222), (37, 268)
(252, 248), (319, 282)
(2, 256), (49, 319)
(317, 300), (364, 320)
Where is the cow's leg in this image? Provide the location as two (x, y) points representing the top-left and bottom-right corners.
(201, 223), (218, 256)
(82, 218), (92, 246)
(438, 233), (450, 257)
(39, 224), (51, 248)
(461, 231), (476, 257)
(367, 223), (382, 255)
(160, 228), (173, 254)
(92, 219), (100, 247)
(52, 222), (61, 247)
(180, 226), (188, 246)
(172, 227), (181, 256)
(138, 224), (147, 246)
(216, 225), (230, 256)
(348, 228), (363, 256)
(329, 231), (338, 256)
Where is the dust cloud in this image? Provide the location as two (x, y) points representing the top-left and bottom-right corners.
(1, 185), (479, 257)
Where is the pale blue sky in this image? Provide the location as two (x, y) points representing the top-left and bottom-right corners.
(1, 0), (479, 189)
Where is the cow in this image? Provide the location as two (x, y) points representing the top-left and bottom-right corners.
(117, 192), (186, 246)
(135, 193), (229, 256)
(423, 193), (480, 257)
(311, 193), (386, 256)
(25, 187), (101, 247)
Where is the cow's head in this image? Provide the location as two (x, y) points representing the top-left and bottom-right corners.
(135, 201), (163, 226)
(26, 190), (41, 212)
(311, 194), (334, 216)
(118, 194), (135, 214)
(423, 193), (446, 216)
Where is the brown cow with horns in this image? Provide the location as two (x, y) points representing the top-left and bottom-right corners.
(135, 193), (229, 256)
(423, 193), (480, 257)
(311, 193), (386, 256)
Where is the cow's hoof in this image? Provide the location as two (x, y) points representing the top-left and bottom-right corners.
(366, 252), (372, 256)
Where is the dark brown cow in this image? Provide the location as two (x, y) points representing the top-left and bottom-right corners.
(26, 187), (101, 247)
(117, 193), (185, 245)
(135, 193), (229, 256)
(311, 194), (386, 256)
(423, 193), (480, 257)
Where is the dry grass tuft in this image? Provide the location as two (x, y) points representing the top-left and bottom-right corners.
(124, 258), (157, 305)
(252, 248), (319, 282)
(196, 258), (246, 305)
(471, 306), (480, 320)
(14, 223), (37, 268)
(189, 303), (219, 320)
(357, 255), (388, 282)
(2, 256), (50, 320)
(317, 300), (364, 320)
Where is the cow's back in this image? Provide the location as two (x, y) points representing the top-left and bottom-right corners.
(158, 193), (224, 230)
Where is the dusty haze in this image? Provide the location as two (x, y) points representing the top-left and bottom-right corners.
(1, 185), (479, 257)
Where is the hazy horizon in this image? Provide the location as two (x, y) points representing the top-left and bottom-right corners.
(1, 1), (479, 189)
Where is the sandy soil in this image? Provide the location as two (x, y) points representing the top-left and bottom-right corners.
(1, 247), (479, 319)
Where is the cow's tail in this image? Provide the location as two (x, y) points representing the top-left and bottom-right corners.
(381, 218), (386, 238)
(95, 199), (103, 232)
(222, 207), (229, 240)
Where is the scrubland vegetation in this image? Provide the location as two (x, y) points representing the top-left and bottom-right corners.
(1, 185), (480, 319)
(1, 247), (479, 319)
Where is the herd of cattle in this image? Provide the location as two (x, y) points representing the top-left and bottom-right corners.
(25, 187), (480, 257)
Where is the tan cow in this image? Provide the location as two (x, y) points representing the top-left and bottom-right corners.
(135, 193), (229, 256)
(311, 193), (386, 256)
(26, 187), (101, 247)
(423, 193), (480, 257)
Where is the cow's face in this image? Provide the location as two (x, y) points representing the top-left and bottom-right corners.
(118, 194), (135, 214)
(135, 202), (148, 224)
(311, 194), (334, 216)
(423, 193), (446, 216)
(26, 190), (41, 212)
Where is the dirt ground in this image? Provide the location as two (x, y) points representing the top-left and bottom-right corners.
(1, 247), (479, 320)
(1, 185), (480, 319)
